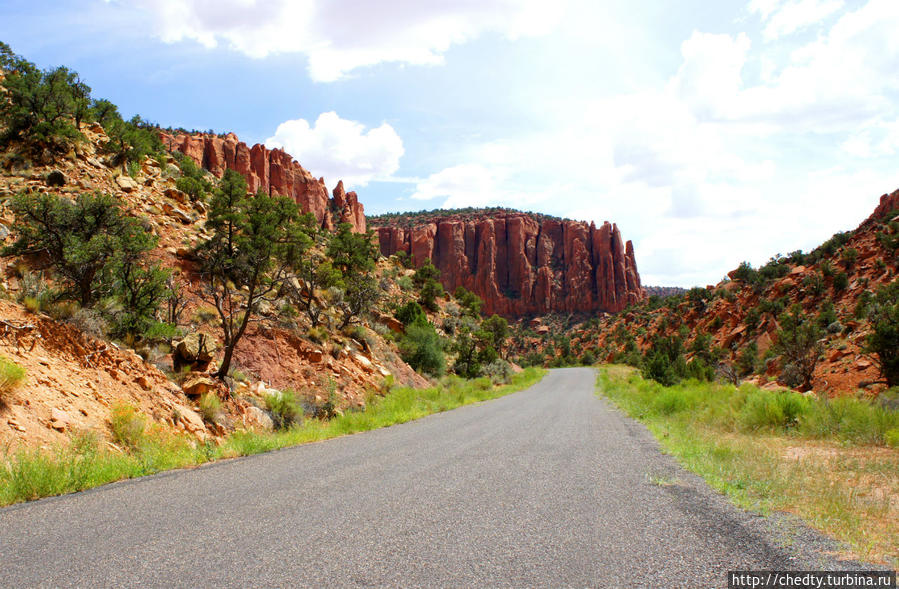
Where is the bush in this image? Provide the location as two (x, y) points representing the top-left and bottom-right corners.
(265, 390), (302, 430)
(109, 404), (145, 449)
(775, 305), (824, 390)
(738, 389), (809, 431)
(863, 281), (899, 386)
(398, 322), (446, 377)
(395, 301), (425, 326)
(833, 272), (849, 291)
(481, 359), (512, 384)
(0, 355), (26, 401)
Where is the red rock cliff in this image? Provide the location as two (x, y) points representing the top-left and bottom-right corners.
(374, 213), (644, 316)
(160, 132), (365, 233)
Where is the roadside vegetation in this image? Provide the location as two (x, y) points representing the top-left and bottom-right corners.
(0, 367), (544, 506)
(597, 365), (899, 564)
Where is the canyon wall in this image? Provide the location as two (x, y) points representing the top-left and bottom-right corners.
(375, 213), (644, 316)
(161, 132), (365, 233)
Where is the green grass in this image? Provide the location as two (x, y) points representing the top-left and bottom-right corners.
(0, 355), (26, 401)
(0, 368), (545, 507)
(597, 365), (899, 565)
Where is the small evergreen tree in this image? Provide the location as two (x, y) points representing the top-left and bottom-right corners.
(864, 281), (899, 387)
(196, 171), (311, 378)
(774, 305), (824, 390)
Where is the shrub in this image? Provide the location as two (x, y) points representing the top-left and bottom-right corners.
(307, 326), (328, 344)
(736, 342), (758, 376)
(395, 301), (426, 327)
(399, 322), (446, 377)
(109, 403), (145, 449)
(864, 281), (899, 386)
(579, 349), (596, 366)
(396, 275), (414, 291)
(481, 359), (512, 384)
(265, 390), (302, 430)
(775, 305), (824, 390)
(833, 272), (849, 291)
(0, 355), (26, 401)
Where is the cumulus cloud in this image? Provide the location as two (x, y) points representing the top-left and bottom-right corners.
(117, 0), (563, 81)
(409, 0), (899, 286)
(265, 112), (404, 188)
(750, 0), (844, 39)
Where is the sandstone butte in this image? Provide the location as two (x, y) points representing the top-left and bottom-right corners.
(160, 132), (366, 233)
(373, 212), (645, 317)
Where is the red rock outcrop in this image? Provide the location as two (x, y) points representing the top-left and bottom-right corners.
(374, 212), (644, 316)
(160, 132), (365, 233)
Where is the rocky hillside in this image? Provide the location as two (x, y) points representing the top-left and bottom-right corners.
(162, 132), (366, 233)
(0, 122), (429, 451)
(370, 209), (645, 317)
(521, 190), (899, 395)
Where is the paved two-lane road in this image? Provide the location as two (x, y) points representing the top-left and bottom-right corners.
(0, 368), (863, 587)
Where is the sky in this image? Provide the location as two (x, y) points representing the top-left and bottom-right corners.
(2, 0), (898, 287)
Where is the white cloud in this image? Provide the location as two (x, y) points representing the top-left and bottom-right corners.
(751, 0), (844, 40)
(265, 112), (404, 188)
(407, 1), (899, 286)
(119, 0), (563, 82)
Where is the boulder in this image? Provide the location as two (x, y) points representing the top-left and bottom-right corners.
(181, 375), (218, 397)
(244, 406), (274, 431)
(173, 333), (217, 371)
(115, 175), (139, 192)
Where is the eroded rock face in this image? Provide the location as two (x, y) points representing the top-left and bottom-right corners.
(160, 132), (365, 233)
(374, 213), (644, 316)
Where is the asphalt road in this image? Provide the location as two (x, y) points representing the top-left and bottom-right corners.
(0, 368), (867, 588)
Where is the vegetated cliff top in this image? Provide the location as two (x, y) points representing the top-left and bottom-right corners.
(368, 206), (570, 228)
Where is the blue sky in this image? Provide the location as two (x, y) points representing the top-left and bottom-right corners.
(2, 0), (898, 287)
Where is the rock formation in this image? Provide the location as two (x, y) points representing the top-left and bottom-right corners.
(373, 212), (644, 316)
(160, 132), (366, 233)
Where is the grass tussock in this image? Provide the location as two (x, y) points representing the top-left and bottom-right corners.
(598, 365), (899, 565)
(0, 368), (545, 507)
(0, 355), (26, 402)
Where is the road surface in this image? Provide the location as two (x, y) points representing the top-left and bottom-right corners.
(0, 368), (865, 587)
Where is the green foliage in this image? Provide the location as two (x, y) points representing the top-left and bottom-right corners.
(0, 355), (26, 401)
(832, 271), (849, 291)
(398, 321), (446, 377)
(739, 389), (809, 431)
(736, 342), (759, 376)
(641, 334), (688, 386)
(816, 300), (838, 330)
(173, 155), (213, 201)
(412, 260), (440, 286)
(451, 324), (483, 378)
(419, 278), (444, 312)
(4, 192), (165, 334)
(102, 114), (164, 170)
(863, 281), (899, 386)
(198, 393), (221, 424)
(480, 314), (509, 359)
(840, 247), (858, 270)
(774, 305), (824, 390)
(109, 404), (146, 449)
(0, 55), (86, 154)
(265, 390), (302, 430)
(453, 286), (482, 317)
(326, 223), (380, 329)
(197, 171), (312, 377)
(290, 220), (341, 327)
(395, 301), (426, 326)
